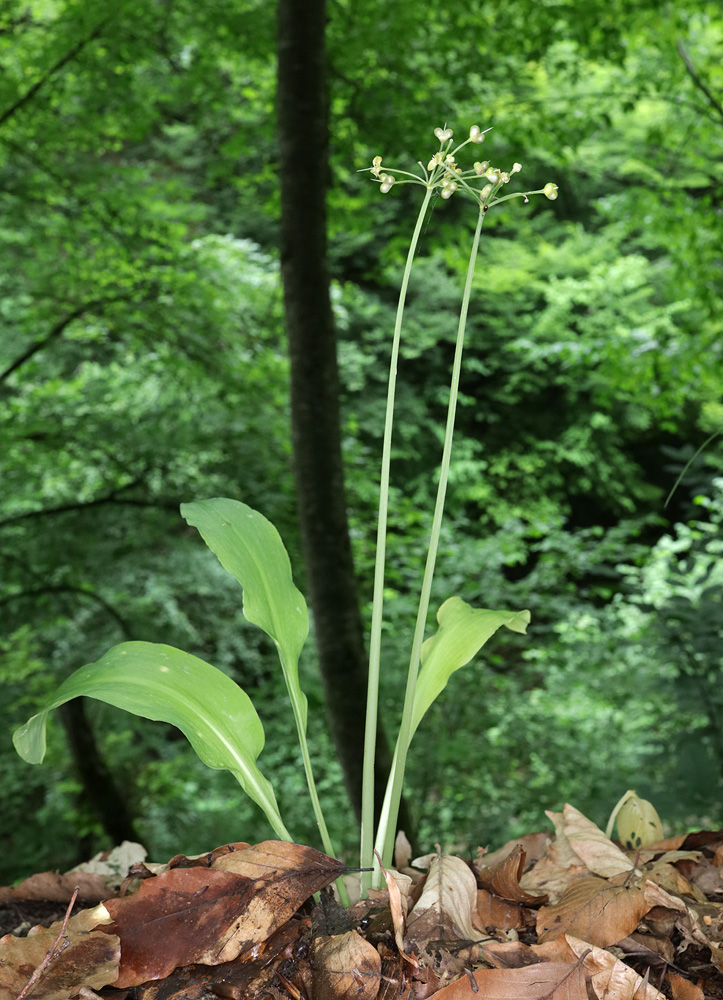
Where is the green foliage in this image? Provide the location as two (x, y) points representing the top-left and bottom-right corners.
(2, 0), (723, 882)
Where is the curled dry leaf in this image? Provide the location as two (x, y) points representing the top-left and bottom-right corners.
(536, 876), (649, 947)
(475, 844), (548, 905)
(0, 905), (119, 1000)
(405, 855), (478, 950)
(312, 930), (381, 1000)
(475, 833), (549, 873)
(378, 862), (416, 966)
(668, 971), (706, 1000)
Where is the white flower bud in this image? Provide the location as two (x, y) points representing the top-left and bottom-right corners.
(379, 173), (395, 193)
(511, 162), (522, 173)
(371, 156), (383, 177)
(434, 127), (453, 141)
(544, 182), (559, 200)
(469, 125), (485, 143)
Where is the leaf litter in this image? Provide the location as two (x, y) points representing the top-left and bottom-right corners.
(2, 808), (723, 1000)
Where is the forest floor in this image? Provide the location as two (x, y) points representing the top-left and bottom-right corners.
(1, 804), (722, 1000)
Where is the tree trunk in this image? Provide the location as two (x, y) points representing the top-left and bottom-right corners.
(59, 699), (139, 849)
(276, 0), (413, 838)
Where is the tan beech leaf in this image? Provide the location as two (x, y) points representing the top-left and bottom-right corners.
(477, 939), (542, 968)
(476, 844), (548, 905)
(405, 855), (478, 948)
(429, 960), (586, 999)
(668, 971), (705, 1000)
(564, 934), (666, 1000)
(313, 930), (381, 1000)
(475, 889), (525, 932)
(536, 876), (648, 947)
(560, 804), (637, 878)
(0, 905), (119, 1000)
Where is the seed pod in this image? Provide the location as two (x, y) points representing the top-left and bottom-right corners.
(616, 792), (664, 849)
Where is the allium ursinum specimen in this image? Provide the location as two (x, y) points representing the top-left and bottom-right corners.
(360, 126), (557, 888)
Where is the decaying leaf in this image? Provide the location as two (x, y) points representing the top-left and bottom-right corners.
(0, 905), (119, 1000)
(313, 930), (381, 1000)
(558, 804), (638, 879)
(430, 960), (587, 999)
(564, 934), (667, 1000)
(475, 844), (548, 905)
(475, 889), (526, 932)
(0, 870), (111, 905)
(405, 855), (478, 949)
(103, 841), (345, 986)
(536, 876), (648, 947)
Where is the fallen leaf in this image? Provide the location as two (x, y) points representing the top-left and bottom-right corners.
(104, 843), (344, 986)
(430, 960), (586, 998)
(475, 833), (549, 873)
(0, 905), (119, 1000)
(0, 871), (111, 905)
(475, 889), (526, 932)
(520, 814), (588, 901)
(536, 876), (648, 947)
(560, 804), (637, 878)
(668, 971), (705, 1000)
(395, 831), (413, 870)
(405, 855), (478, 949)
(312, 930), (381, 1000)
(378, 863), (416, 967)
(475, 845), (548, 905)
(564, 934), (666, 1000)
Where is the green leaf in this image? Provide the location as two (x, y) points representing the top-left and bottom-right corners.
(13, 641), (290, 840)
(181, 497), (309, 728)
(411, 597), (530, 734)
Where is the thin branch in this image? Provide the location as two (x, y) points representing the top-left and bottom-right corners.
(0, 19), (109, 129)
(0, 584), (134, 638)
(0, 495), (179, 529)
(0, 295), (128, 384)
(15, 888), (79, 1000)
(677, 39), (723, 126)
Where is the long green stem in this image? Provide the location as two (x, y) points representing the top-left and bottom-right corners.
(373, 204), (487, 878)
(360, 186), (435, 892)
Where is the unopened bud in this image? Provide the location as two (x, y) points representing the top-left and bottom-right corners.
(544, 183), (559, 200)
(469, 125), (485, 143)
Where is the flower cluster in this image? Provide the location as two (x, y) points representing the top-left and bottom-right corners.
(364, 125), (558, 211)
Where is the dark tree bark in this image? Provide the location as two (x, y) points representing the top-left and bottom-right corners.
(59, 700), (139, 848)
(276, 0), (413, 837)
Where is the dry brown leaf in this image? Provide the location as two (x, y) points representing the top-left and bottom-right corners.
(104, 842), (344, 986)
(564, 934), (666, 1000)
(378, 864), (416, 967)
(0, 871), (111, 905)
(475, 834), (549, 873)
(536, 875), (648, 947)
(312, 930), (381, 1000)
(668, 972), (705, 1000)
(560, 804), (637, 878)
(475, 845), (548, 905)
(429, 960), (586, 999)
(475, 889), (525, 932)
(405, 855), (478, 949)
(477, 939), (543, 969)
(395, 831), (413, 870)
(519, 814), (588, 902)
(0, 905), (119, 1000)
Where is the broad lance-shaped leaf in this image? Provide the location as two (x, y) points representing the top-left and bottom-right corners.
(13, 642), (291, 840)
(181, 498), (309, 729)
(411, 597), (530, 735)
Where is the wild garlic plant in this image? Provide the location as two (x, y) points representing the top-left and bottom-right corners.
(13, 124), (557, 900)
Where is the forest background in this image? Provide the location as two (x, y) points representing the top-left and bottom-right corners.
(1, 0), (722, 886)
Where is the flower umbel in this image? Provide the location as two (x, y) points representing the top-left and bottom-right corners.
(362, 124), (558, 210)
